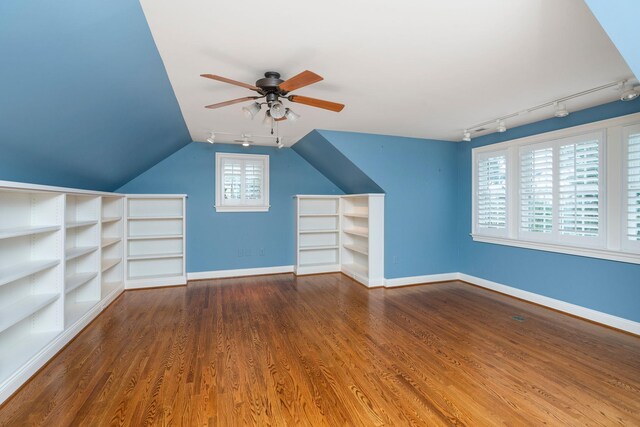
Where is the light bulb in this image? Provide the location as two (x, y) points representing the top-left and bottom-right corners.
(270, 101), (286, 119)
(497, 120), (507, 133)
(263, 111), (274, 127)
(554, 102), (569, 118)
(462, 130), (471, 142)
(206, 132), (215, 144)
(242, 102), (261, 119)
(284, 108), (300, 122)
(620, 83), (640, 101)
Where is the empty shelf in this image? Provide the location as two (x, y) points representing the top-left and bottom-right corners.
(101, 237), (121, 248)
(299, 214), (339, 217)
(343, 244), (369, 255)
(65, 272), (98, 294)
(127, 234), (183, 241)
(0, 330), (61, 383)
(127, 253), (183, 261)
(299, 229), (339, 234)
(343, 213), (369, 219)
(101, 216), (122, 224)
(299, 245), (339, 251)
(343, 228), (369, 238)
(101, 258), (121, 272)
(0, 225), (60, 240)
(127, 216), (182, 220)
(65, 300), (99, 328)
(0, 293), (59, 333)
(65, 220), (98, 229)
(101, 281), (122, 299)
(342, 263), (368, 277)
(65, 246), (98, 261)
(0, 259), (59, 287)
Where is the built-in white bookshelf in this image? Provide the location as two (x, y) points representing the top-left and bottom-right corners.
(294, 193), (384, 287)
(0, 188), (64, 390)
(340, 194), (385, 287)
(101, 196), (124, 299)
(294, 196), (341, 275)
(125, 195), (186, 288)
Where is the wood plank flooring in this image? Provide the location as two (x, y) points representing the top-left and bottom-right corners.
(1, 273), (639, 426)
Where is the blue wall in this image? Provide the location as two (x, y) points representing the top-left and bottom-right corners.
(313, 130), (459, 279)
(118, 143), (342, 273)
(585, 0), (640, 80)
(456, 99), (640, 322)
(0, 0), (190, 191)
(293, 131), (384, 194)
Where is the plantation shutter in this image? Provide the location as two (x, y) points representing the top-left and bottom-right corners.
(520, 145), (553, 234)
(627, 128), (640, 244)
(558, 134), (600, 238)
(477, 152), (507, 233)
(222, 158), (242, 203)
(244, 160), (263, 202)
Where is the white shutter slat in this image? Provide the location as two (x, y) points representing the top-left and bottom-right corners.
(520, 147), (553, 233)
(627, 132), (640, 242)
(477, 154), (507, 230)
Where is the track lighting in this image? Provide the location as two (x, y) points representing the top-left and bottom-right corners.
(284, 108), (300, 122)
(206, 132), (215, 144)
(270, 101), (286, 119)
(242, 102), (261, 119)
(620, 81), (640, 102)
(497, 120), (507, 133)
(462, 130), (471, 142)
(554, 102), (569, 118)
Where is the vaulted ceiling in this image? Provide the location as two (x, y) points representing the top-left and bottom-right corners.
(140, 0), (635, 146)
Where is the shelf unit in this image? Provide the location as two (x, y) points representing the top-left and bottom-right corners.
(294, 193), (384, 287)
(0, 187), (64, 395)
(340, 194), (385, 287)
(294, 196), (341, 275)
(125, 195), (186, 289)
(101, 196), (124, 300)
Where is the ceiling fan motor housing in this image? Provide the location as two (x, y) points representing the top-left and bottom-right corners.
(256, 71), (285, 97)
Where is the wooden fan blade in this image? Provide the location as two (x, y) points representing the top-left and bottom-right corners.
(274, 116), (287, 122)
(200, 74), (259, 91)
(278, 70), (323, 93)
(288, 95), (345, 112)
(205, 97), (258, 109)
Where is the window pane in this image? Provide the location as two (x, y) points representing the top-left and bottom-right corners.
(628, 132), (640, 241)
(520, 147), (553, 233)
(477, 154), (506, 229)
(558, 139), (599, 237)
(244, 161), (263, 201)
(223, 160), (242, 201)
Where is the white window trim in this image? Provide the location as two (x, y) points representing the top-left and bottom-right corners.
(471, 111), (640, 265)
(215, 152), (270, 213)
(473, 149), (509, 237)
(622, 123), (640, 253)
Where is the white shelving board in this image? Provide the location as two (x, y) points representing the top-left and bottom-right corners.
(125, 195), (187, 289)
(293, 193), (385, 287)
(294, 196), (342, 275)
(101, 196), (124, 301)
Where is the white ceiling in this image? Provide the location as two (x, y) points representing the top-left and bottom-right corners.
(139, 0), (635, 145)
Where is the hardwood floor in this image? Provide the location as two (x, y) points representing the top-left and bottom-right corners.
(1, 273), (639, 426)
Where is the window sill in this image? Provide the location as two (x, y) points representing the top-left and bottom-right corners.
(215, 205), (270, 213)
(470, 234), (640, 265)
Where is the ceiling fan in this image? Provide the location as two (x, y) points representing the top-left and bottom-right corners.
(200, 70), (345, 121)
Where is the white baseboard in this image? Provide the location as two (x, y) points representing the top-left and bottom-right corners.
(458, 273), (640, 335)
(187, 265), (294, 281)
(126, 275), (187, 289)
(0, 285), (125, 403)
(384, 273), (459, 288)
(295, 264), (341, 276)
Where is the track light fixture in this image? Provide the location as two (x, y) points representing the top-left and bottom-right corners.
(206, 132), (216, 144)
(242, 102), (262, 119)
(620, 81), (640, 102)
(461, 77), (637, 141)
(554, 102), (569, 118)
(202, 131), (284, 148)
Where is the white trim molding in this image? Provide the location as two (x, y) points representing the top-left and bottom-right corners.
(187, 265), (294, 280)
(457, 273), (640, 335)
(384, 273), (460, 288)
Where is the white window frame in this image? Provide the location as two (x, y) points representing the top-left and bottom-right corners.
(215, 152), (270, 212)
(622, 123), (640, 253)
(473, 150), (509, 238)
(471, 111), (640, 265)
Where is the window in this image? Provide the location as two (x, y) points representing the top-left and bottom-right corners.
(215, 153), (269, 212)
(624, 124), (640, 251)
(475, 152), (507, 236)
(472, 112), (640, 265)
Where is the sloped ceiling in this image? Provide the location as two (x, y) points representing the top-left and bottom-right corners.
(139, 0), (635, 145)
(0, 0), (190, 191)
